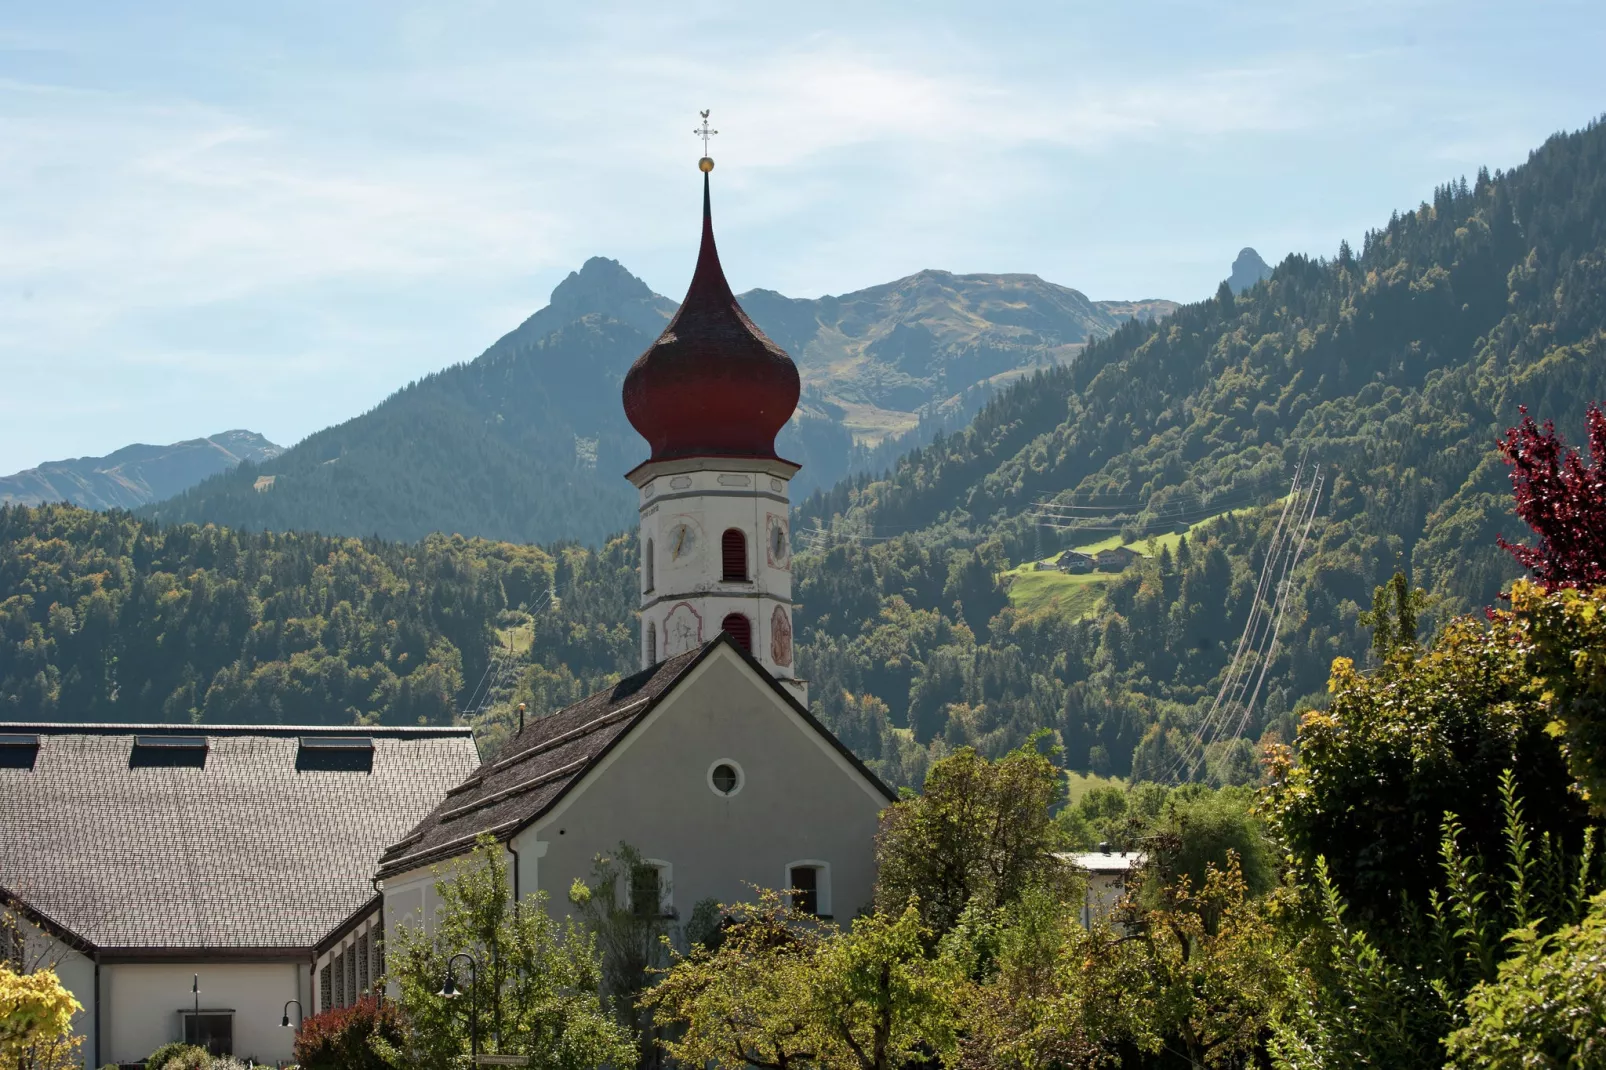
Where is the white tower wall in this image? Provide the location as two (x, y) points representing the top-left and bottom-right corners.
(629, 456), (805, 704)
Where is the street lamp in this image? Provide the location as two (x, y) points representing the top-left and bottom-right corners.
(280, 999), (304, 1029)
(189, 974), (200, 1047)
(438, 953), (480, 1061)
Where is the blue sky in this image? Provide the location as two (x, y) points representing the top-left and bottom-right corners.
(1, 1), (1602, 474)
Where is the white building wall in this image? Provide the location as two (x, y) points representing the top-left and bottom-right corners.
(633, 458), (804, 701)
(513, 646), (885, 927)
(103, 961), (304, 1066)
(12, 919), (95, 1069)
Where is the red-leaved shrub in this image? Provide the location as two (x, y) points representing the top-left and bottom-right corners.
(292, 997), (403, 1070)
(1497, 402), (1606, 590)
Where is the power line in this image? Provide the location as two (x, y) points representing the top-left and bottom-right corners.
(1164, 459), (1325, 784)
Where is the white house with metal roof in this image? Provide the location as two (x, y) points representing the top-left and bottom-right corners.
(0, 724), (478, 1067)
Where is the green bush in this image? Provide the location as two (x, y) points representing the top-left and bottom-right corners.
(144, 1043), (209, 1070)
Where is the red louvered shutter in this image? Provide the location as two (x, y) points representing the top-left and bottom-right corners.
(722, 529), (747, 581)
(722, 613), (752, 653)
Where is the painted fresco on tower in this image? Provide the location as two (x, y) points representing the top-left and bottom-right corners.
(770, 605), (792, 666)
(663, 601), (704, 656)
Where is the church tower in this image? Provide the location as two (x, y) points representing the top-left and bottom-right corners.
(622, 135), (806, 704)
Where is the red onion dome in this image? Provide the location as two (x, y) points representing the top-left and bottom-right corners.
(623, 169), (800, 464)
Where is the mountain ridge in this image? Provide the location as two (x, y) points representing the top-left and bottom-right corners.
(143, 262), (1176, 544)
(0, 430), (281, 510)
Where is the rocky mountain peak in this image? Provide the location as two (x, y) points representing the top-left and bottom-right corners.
(1228, 247), (1274, 294)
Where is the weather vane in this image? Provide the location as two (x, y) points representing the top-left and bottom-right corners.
(695, 110), (718, 172)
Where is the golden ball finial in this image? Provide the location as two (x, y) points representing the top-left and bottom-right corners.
(698, 156), (715, 173)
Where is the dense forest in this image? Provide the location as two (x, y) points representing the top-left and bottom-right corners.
(789, 116), (1606, 782)
(0, 504), (635, 735)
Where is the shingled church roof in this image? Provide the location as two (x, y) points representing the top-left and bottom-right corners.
(0, 723), (477, 952)
(378, 635), (894, 879)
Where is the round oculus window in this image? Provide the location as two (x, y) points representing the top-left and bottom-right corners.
(708, 759), (743, 797)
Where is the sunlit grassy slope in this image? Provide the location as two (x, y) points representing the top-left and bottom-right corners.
(1002, 502), (1274, 619)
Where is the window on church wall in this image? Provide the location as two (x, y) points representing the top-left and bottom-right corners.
(786, 862), (832, 918)
(631, 860), (673, 919)
(347, 943), (358, 1005)
(357, 932), (370, 995)
(644, 538), (655, 593)
(646, 621), (657, 664)
(721, 529), (747, 581)
(319, 961), (332, 1012)
(721, 613), (752, 653)
(333, 949), (346, 1008)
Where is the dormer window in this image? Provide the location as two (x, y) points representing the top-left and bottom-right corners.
(130, 735), (207, 769)
(296, 736), (374, 773)
(0, 734), (39, 770)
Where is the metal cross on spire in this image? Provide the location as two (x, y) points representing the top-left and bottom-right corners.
(694, 110), (718, 156)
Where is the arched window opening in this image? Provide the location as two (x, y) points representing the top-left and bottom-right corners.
(644, 538), (655, 593)
(646, 621), (657, 665)
(722, 529), (748, 581)
(722, 612), (752, 653)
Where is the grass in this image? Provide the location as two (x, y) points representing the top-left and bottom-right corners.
(1002, 500), (1278, 621)
(1001, 567), (1109, 619)
(1065, 770), (1127, 805)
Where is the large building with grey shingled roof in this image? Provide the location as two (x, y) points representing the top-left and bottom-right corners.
(0, 723), (477, 1066)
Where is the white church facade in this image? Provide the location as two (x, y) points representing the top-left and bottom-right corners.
(376, 152), (893, 954)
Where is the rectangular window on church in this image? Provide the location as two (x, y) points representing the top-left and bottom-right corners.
(631, 866), (661, 920)
(334, 950), (346, 1008)
(347, 944), (358, 1005)
(319, 962), (332, 1012)
(357, 932), (370, 995)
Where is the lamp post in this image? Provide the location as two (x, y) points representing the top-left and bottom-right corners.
(280, 999), (304, 1029)
(190, 974), (200, 1048)
(438, 953), (480, 1061)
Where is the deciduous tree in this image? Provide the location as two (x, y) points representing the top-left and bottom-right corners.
(382, 836), (633, 1070)
(875, 739), (1071, 938)
(1497, 402), (1606, 590)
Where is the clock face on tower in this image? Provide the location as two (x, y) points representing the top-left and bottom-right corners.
(766, 513), (790, 569)
(667, 520), (700, 563)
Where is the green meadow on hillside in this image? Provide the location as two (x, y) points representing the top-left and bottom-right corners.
(1002, 502), (1273, 619)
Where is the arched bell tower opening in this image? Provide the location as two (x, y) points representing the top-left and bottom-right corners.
(721, 529), (748, 581)
(721, 612), (752, 653)
(621, 127), (805, 704)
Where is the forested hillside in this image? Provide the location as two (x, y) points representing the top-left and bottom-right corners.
(0, 504), (635, 734)
(788, 117), (1606, 783)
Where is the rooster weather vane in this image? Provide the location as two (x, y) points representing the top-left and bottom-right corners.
(695, 110), (718, 172)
